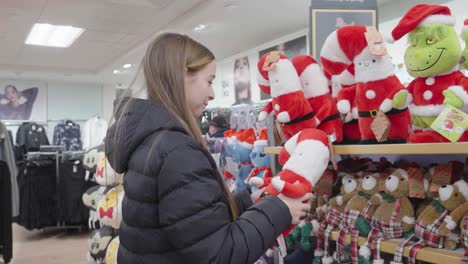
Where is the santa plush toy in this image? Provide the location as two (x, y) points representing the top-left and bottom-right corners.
(256, 51), (317, 140)
(387, 4), (468, 142)
(259, 128), (331, 257)
(291, 55), (344, 143)
(322, 59), (362, 143)
(321, 25), (412, 143)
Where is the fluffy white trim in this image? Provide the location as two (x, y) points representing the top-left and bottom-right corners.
(373, 259), (385, 264)
(352, 107), (359, 119)
(248, 177), (264, 188)
(462, 25), (468, 33)
(277, 111), (291, 123)
(444, 215), (456, 230)
(258, 111), (268, 122)
(322, 255), (334, 264)
(447, 232), (459, 241)
(272, 177), (285, 192)
(359, 245), (371, 258)
(266, 248), (274, 257)
(254, 140), (268, 147)
(409, 103), (444, 117)
(454, 180), (468, 201)
(439, 185), (454, 201)
(320, 30), (351, 64)
(269, 59), (303, 98)
(419, 15), (455, 27)
(448, 85), (468, 104)
(402, 216), (415, 225)
(311, 219), (320, 234)
(405, 93), (413, 109)
(315, 249), (324, 257)
(335, 69), (355, 86)
(256, 68), (270, 86)
(337, 100), (351, 114)
(337, 196), (343, 206)
(354, 49), (395, 83)
(379, 98), (393, 112)
(239, 141), (254, 150)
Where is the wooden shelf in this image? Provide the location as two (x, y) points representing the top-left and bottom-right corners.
(264, 142), (468, 155)
(328, 230), (464, 264)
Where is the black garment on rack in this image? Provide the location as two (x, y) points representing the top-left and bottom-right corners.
(53, 120), (82, 151)
(16, 122), (49, 154)
(57, 160), (93, 226)
(16, 160), (57, 230)
(0, 161), (12, 263)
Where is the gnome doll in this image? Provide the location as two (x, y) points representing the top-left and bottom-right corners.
(232, 128), (256, 190)
(388, 4), (468, 142)
(256, 52), (317, 140)
(291, 55), (344, 143)
(245, 128), (272, 192)
(321, 25), (412, 144)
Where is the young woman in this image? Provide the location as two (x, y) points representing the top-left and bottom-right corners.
(106, 33), (312, 263)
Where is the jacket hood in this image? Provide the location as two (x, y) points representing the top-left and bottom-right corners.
(105, 98), (186, 173)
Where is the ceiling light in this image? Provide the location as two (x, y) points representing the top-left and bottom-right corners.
(194, 24), (206, 31)
(113, 69), (120, 74)
(25, 23), (85, 48)
(122, 64), (132, 69)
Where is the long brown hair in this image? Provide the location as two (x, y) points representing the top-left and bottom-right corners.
(138, 33), (238, 219)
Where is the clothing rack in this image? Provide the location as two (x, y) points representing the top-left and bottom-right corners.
(23, 150), (87, 230)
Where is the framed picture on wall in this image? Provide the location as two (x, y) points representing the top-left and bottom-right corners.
(310, 9), (377, 58)
(258, 35), (307, 100)
(0, 80), (47, 121)
(233, 55), (252, 105)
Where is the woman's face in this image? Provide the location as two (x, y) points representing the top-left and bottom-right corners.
(184, 61), (216, 118)
(5, 86), (19, 103)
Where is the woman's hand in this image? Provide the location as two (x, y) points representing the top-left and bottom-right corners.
(278, 193), (313, 225)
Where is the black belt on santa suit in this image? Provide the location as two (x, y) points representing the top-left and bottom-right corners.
(321, 113), (341, 124)
(280, 112), (315, 126)
(358, 107), (408, 118)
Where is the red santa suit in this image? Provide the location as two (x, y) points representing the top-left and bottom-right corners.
(407, 69), (468, 142)
(291, 55), (344, 143)
(257, 52), (317, 140)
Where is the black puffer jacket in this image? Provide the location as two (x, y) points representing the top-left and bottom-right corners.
(106, 98), (292, 264)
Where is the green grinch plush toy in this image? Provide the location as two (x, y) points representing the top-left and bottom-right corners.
(388, 4), (468, 142)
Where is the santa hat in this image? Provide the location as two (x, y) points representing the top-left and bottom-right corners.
(291, 55), (330, 97)
(279, 128), (330, 166)
(254, 128), (268, 147)
(237, 128), (256, 149)
(224, 129), (236, 144)
(454, 180), (468, 201)
(387, 4), (455, 43)
(256, 52), (288, 95)
(320, 26), (367, 77)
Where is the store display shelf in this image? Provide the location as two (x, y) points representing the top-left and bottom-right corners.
(328, 230), (464, 264)
(264, 142), (468, 155)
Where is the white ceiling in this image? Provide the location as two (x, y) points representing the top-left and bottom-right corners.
(0, 0), (457, 85)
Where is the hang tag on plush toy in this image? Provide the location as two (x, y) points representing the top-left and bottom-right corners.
(365, 26), (387, 56)
(262, 51), (281, 71)
(430, 164), (452, 192)
(430, 105), (468, 142)
(407, 167), (425, 198)
(370, 111), (390, 142)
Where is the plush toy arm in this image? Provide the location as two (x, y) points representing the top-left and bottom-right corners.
(314, 102), (333, 125)
(369, 193), (383, 205)
(280, 101), (317, 126)
(401, 197), (415, 232)
(389, 89), (412, 110)
(279, 132), (300, 165)
(439, 202), (468, 235)
(336, 86), (356, 114)
(259, 102), (273, 121)
(444, 85), (468, 110)
(271, 177), (311, 198)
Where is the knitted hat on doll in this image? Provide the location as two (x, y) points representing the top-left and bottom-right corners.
(254, 128), (269, 147)
(256, 52), (288, 95)
(279, 129), (330, 168)
(387, 4), (455, 43)
(277, 129), (331, 190)
(291, 55), (330, 98)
